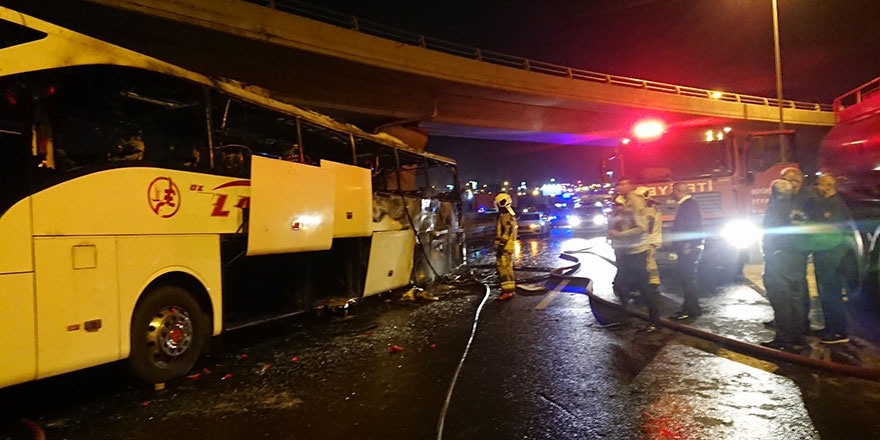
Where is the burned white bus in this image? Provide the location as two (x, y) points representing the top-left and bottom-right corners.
(0, 8), (462, 387)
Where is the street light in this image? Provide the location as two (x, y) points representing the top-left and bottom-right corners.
(771, 0), (789, 161)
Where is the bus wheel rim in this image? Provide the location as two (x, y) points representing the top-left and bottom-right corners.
(146, 306), (194, 361)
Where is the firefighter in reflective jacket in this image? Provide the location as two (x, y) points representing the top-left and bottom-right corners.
(637, 187), (663, 292)
(495, 193), (518, 300)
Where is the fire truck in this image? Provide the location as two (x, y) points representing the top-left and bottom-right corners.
(604, 120), (801, 288)
(818, 76), (880, 301)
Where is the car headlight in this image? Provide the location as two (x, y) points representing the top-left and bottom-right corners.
(592, 214), (607, 226)
(720, 219), (761, 249)
(529, 223), (540, 229)
(568, 215), (582, 227)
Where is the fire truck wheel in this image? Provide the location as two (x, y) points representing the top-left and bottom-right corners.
(128, 285), (208, 384)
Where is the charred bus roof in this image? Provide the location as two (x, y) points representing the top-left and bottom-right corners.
(0, 6), (455, 166)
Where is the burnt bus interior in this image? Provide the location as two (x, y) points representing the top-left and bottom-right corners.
(0, 63), (462, 329)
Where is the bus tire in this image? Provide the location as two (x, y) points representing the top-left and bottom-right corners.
(128, 285), (208, 384)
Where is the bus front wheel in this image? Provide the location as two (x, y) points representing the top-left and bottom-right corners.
(128, 285), (208, 384)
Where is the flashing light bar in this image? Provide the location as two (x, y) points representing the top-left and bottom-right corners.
(632, 120), (665, 140)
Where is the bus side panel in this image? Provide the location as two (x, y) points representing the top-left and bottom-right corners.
(34, 237), (120, 379)
(321, 160), (373, 238)
(363, 230), (415, 297)
(116, 234), (223, 358)
(0, 273), (36, 388)
(31, 168), (247, 236)
(0, 198), (33, 274)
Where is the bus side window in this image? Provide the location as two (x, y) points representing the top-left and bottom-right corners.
(32, 65), (208, 178)
(299, 120), (354, 166)
(212, 95), (299, 169)
(214, 144), (252, 178)
(426, 160), (459, 199)
(396, 150), (428, 193)
(0, 79), (33, 216)
(354, 137), (397, 192)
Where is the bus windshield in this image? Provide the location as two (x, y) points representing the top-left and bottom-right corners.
(620, 131), (733, 183)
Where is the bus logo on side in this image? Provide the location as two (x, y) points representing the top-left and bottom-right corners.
(148, 177), (181, 218)
(210, 180), (251, 217)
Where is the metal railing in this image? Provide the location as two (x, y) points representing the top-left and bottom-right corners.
(247, 0), (833, 113)
(834, 76), (880, 113)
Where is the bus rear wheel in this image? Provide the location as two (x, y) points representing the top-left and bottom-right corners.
(128, 285), (208, 384)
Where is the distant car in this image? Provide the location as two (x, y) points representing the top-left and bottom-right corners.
(554, 206), (608, 233)
(517, 212), (549, 236)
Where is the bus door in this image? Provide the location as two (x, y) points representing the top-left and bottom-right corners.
(0, 76), (37, 386)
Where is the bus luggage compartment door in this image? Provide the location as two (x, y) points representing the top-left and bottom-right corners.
(0, 272), (36, 387)
(34, 237), (120, 378)
(247, 156), (336, 256)
(363, 230), (415, 297)
(320, 160), (372, 238)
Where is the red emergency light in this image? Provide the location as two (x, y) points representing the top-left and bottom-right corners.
(632, 120), (665, 141)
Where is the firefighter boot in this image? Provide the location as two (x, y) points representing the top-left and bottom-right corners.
(400, 287), (417, 301)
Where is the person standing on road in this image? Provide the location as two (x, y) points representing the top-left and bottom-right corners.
(494, 193), (518, 301)
(637, 187), (663, 300)
(778, 167), (814, 333)
(761, 179), (809, 351)
(810, 174), (855, 344)
(669, 182), (703, 320)
(608, 194), (630, 290)
(608, 178), (660, 332)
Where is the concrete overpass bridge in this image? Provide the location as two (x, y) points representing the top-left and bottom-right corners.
(7, 0), (835, 148)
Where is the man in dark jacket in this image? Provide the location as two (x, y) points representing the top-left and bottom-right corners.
(761, 179), (809, 350)
(810, 174), (855, 344)
(669, 182), (703, 320)
(770, 167), (811, 333)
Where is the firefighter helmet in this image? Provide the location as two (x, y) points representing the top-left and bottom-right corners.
(494, 193), (512, 208)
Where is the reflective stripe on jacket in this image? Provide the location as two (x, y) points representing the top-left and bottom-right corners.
(495, 212), (517, 253)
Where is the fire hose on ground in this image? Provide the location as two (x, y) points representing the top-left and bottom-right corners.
(410, 223), (880, 437)
(552, 249), (880, 382)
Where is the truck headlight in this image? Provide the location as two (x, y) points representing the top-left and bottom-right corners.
(720, 219), (760, 249)
(592, 214), (607, 226)
(568, 215), (582, 227)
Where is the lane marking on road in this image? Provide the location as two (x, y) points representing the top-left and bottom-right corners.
(535, 279), (568, 310)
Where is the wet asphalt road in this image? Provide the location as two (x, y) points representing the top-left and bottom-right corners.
(3, 231), (880, 439)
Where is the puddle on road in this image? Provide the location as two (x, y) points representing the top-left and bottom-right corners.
(634, 343), (819, 439)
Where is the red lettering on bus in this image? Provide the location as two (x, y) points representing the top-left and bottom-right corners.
(211, 194), (231, 217)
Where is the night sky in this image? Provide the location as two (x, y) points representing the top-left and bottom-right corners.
(320, 0), (880, 183)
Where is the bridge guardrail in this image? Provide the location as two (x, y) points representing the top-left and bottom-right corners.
(249, 0), (832, 113)
(834, 76), (880, 113)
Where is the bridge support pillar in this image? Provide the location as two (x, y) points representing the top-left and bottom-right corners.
(377, 125), (428, 151)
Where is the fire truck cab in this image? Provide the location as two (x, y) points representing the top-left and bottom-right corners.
(607, 121), (799, 288)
